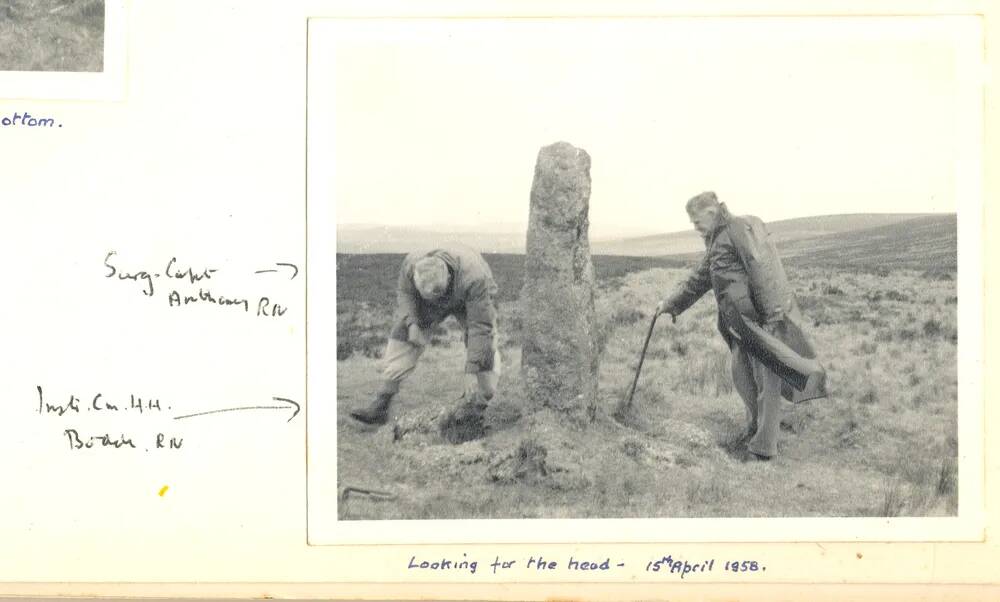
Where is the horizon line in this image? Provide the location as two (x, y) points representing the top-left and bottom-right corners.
(337, 211), (955, 239)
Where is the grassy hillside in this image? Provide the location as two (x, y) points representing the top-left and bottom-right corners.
(337, 253), (690, 305)
(781, 214), (957, 271)
(762, 212), (936, 237)
(329, 210), (958, 519)
(640, 214), (956, 276)
(0, 0), (104, 72)
(333, 263), (958, 519)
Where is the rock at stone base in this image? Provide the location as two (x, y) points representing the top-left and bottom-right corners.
(485, 434), (592, 492)
(487, 438), (549, 484)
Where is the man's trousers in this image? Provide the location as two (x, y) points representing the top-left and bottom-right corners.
(730, 339), (783, 457)
(376, 325), (502, 400)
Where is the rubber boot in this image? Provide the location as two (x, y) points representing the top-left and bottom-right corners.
(350, 392), (394, 426)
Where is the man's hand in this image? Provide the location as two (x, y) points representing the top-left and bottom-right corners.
(764, 309), (786, 326)
(407, 323), (429, 347)
(464, 373), (481, 401)
(655, 302), (678, 324)
(762, 316), (784, 335)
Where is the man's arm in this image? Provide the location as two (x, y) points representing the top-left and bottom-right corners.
(390, 256), (422, 341)
(659, 253), (712, 316)
(463, 278), (497, 374)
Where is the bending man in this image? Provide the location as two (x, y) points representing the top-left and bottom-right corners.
(350, 244), (501, 426)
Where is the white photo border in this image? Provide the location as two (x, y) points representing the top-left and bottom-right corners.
(305, 15), (986, 546)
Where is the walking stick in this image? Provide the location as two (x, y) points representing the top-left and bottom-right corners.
(613, 310), (674, 423)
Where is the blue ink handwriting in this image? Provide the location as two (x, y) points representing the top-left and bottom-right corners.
(645, 555), (766, 578)
(1, 112), (61, 128)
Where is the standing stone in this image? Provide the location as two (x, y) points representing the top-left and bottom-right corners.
(521, 142), (599, 415)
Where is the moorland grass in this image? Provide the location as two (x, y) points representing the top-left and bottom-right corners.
(333, 258), (958, 519)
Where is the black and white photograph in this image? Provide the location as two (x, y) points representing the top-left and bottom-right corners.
(0, 0), (104, 72)
(306, 16), (983, 543)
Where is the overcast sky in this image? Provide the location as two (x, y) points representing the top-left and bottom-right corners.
(310, 17), (979, 237)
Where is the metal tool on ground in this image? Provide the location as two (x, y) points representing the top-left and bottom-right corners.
(338, 485), (398, 518)
(613, 310), (674, 426)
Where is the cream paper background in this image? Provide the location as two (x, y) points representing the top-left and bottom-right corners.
(0, 0), (994, 598)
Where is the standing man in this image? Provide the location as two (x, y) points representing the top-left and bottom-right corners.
(350, 244), (501, 426)
(657, 192), (827, 459)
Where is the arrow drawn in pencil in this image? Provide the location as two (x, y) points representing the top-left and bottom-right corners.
(173, 397), (300, 422)
(254, 262), (299, 279)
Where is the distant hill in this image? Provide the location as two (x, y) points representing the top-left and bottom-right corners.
(337, 213), (940, 256)
(591, 213), (936, 256)
(657, 214), (957, 273)
(780, 214), (957, 271)
(336, 213), (957, 272)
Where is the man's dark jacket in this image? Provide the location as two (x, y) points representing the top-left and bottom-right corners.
(662, 204), (827, 402)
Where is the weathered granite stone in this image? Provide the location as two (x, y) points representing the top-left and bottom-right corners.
(521, 141), (599, 415)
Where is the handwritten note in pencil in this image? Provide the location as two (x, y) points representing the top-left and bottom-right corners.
(36, 383), (299, 452)
(103, 251), (295, 318)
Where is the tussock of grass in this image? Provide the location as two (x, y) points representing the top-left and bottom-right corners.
(878, 478), (905, 517)
(835, 412), (863, 450)
(856, 382), (878, 405)
(937, 458), (957, 496)
(922, 269), (954, 281)
(685, 473), (731, 509)
(644, 346), (670, 360)
(922, 318), (942, 337)
(610, 306), (646, 328)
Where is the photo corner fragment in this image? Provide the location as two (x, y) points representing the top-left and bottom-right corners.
(0, 0), (125, 101)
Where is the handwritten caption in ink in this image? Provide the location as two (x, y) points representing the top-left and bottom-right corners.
(407, 554), (625, 576)
(103, 251), (295, 318)
(405, 553), (768, 578)
(36, 385), (300, 452)
(645, 555), (765, 577)
(1, 112), (61, 128)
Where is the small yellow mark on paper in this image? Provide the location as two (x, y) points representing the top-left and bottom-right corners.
(159, 485), (169, 497)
